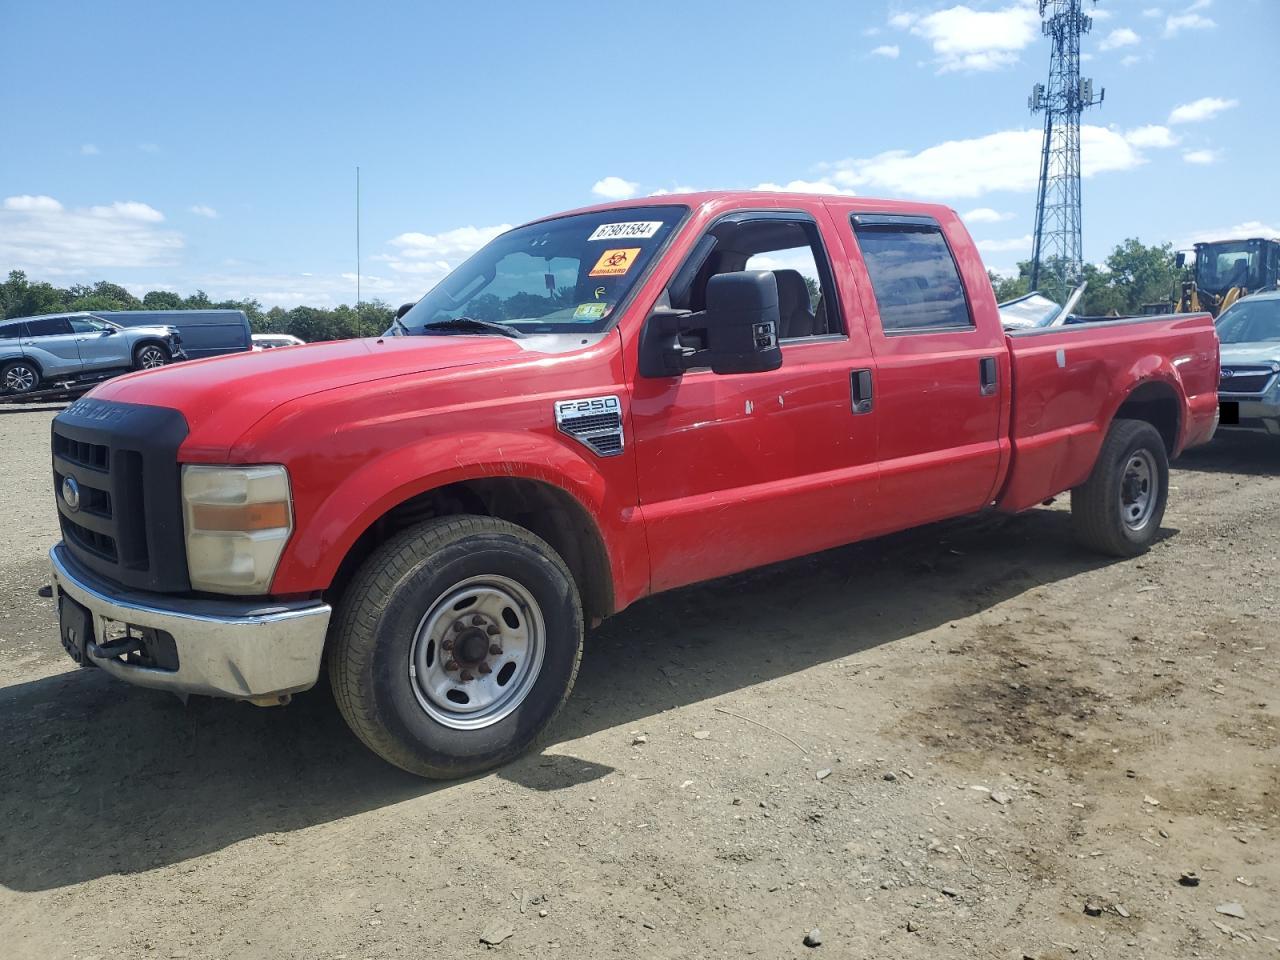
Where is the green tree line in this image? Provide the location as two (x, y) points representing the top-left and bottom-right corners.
(0, 270), (395, 341)
(2, 237), (1186, 341)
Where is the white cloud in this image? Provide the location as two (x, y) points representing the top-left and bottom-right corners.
(893, 4), (1041, 73)
(1182, 148), (1220, 165)
(88, 201), (165, 223)
(591, 176), (639, 200)
(0, 195), (182, 272)
(862, 25), (882, 36)
(871, 44), (900, 58)
(1121, 54), (1144, 67)
(1090, 8), (1113, 20)
(962, 207), (1015, 223)
(1099, 27), (1141, 50)
(822, 123), (1169, 200)
(371, 224), (511, 291)
(1182, 221), (1280, 246)
(1164, 11), (1215, 35)
(648, 185), (701, 196)
(1124, 124), (1179, 148)
(1141, 7), (1162, 16)
(4, 194), (63, 212)
(1168, 96), (1238, 123)
(752, 179), (857, 196)
(190, 204), (219, 219)
(976, 235), (1034, 254)
(80, 144), (100, 156)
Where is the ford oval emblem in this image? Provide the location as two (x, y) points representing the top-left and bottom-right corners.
(1220, 368), (1234, 380)
(61, 476), (81, 512)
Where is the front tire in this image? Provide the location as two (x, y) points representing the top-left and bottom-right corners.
(1, 360), (41, 395)
(328, 516), (583, 779)
(133, 343), (170, 370)
(1070, 418), (1169, 557)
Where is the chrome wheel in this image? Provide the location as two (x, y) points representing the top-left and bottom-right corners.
(3, 363), (37, 393)
(1120, 449), (1158, 531)
(137, 345), (167, 369)
(408, 575), (545, 730)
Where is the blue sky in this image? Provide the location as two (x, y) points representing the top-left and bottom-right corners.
(1, 0), (1275, 307)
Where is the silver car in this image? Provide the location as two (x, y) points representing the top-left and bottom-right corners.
(1216, 289), (1280, 436)
(0, 312), (186, 395)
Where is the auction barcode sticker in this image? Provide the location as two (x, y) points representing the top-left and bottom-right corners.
(588, 221), (662, 241)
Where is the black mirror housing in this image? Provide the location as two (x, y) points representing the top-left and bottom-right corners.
(1175, 251), (1186, 269)
(395, 301), (415, 320)
(704, 271), (783, 375)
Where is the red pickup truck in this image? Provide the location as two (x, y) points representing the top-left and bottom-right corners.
(47, 192), (1219, 778)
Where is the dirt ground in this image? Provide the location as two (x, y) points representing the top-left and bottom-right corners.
(0, 405), (1276, 959)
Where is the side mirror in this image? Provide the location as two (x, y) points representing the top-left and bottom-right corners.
(1175, 251), (1186, 269)
(100, 328), (116, 336)
(703, 271), (783, 375)
(395, 301), (415, 321)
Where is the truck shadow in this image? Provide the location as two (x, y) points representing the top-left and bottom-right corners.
(0, 508), (1128, 892)
(1175, 433), (1280, 477)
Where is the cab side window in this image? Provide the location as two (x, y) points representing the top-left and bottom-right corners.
(852, 216), (974, 333)
(25, 317), (74, 338)
(670, 217), (842, 340)
(70, 318), (107, 333)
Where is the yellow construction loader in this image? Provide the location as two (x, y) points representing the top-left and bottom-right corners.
(1176, 237), (1280, 317)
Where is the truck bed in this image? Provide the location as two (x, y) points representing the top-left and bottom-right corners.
(997, 313), (1219, 513)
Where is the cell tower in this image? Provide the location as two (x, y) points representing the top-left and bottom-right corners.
(1028, 0), (1104, 292)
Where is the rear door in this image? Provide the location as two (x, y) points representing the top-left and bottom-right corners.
(630, 206), (880, 592)
(20, 316), (84, 377)
(835, 211), (1004, 529)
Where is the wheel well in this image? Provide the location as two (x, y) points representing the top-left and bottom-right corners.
(1114, 381), (1180, 454)
(328, 478), (615, 622)
(2, 355), (42, 375)
(134, 338), (168, 356)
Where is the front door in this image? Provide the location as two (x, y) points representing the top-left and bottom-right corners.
(20, 316), (84, 378)
(69, 317), (124, 370)
(630, 208), (880, 593)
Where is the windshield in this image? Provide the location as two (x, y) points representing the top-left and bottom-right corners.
(1216, 297), (1280, 344)
(399, 206), (686, 335)
(1196, 241), (1259, 296)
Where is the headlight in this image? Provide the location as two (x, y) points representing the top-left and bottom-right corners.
(182, 465), (293, 594)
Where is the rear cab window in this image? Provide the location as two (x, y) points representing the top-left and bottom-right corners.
(850, 215), (974, 334)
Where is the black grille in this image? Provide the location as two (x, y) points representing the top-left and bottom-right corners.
(1219, 368), (1275, 395)
(51, 398), (191, 592)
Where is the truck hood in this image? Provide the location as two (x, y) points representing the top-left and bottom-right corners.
(1219, 343), (1280, 367)
(90, 335), (527, 458)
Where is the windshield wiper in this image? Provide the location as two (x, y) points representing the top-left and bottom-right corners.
(419, 317), (525, 339)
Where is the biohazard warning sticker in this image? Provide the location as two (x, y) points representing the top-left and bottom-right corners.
(588, 221), (662, 241)
(589, 248), (640, 277)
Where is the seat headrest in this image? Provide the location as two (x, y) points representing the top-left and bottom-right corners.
(773, 269), (810, 313)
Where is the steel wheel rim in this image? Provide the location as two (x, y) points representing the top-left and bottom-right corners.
(139, 347), (166, 368)
(4, 365), (36, 392)
(1120, 449), (1158, 531)
(408, 574), (545, 730)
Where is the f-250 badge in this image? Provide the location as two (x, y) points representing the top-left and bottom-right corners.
(554, 395), (624, 457)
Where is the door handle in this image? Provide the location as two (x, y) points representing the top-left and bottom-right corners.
(979, 357), (998, 396)
(850, 368), (874, 414)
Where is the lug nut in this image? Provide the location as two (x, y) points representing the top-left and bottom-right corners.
(444, 659), (459, 671)
(453, 621), (464, 632)
(442, 638), (455, 651)
(489, 643), (503, 656)
(471, 615), (485, 627)
(459, 670), (474, 682)
(478, 663), (492, 675)
(486, 624), (500, 636)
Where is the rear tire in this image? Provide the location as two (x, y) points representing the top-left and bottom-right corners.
(328, 515), (583, 779)
(1070, 418), (1169, 557)
(132, 343), (170, 370)
(1, 360), (40, 395)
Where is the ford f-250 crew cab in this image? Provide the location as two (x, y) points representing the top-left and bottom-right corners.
(45, 192), (1220, 778)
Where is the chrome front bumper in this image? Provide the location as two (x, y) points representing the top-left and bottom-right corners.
(50, 543), (331, 699)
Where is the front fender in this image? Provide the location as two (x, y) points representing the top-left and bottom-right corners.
(269, 429), (642, 602)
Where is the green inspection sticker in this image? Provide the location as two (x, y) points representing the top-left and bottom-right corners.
(573, 302), (608, 320)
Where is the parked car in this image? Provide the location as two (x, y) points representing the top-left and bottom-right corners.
(252, 333), (306, 350)
(0, 312), (185, 395)
(44, 191), (1219, 780)
(95, 310), (251, 359)
(1214, 289), (1280, 435)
